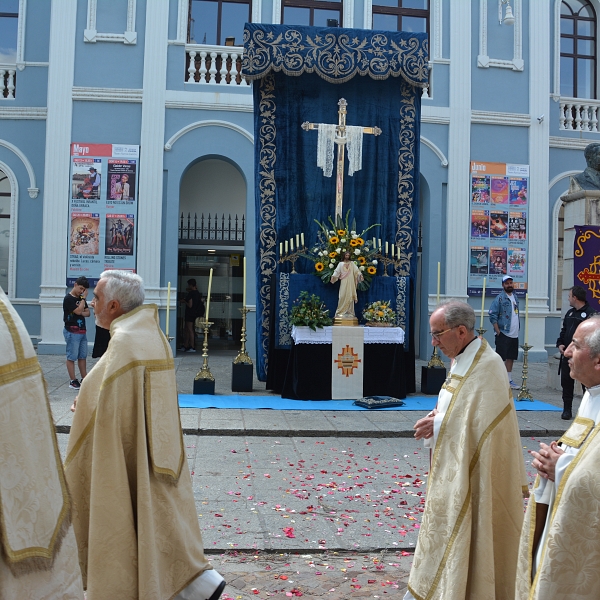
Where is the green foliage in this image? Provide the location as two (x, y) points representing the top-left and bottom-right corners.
(362, 300), (396, 324)
(289, 291), (333, 331)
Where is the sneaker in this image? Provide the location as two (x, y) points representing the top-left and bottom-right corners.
(187, 348), (196, 353)
(509, 380), (520, 390)
(69, 379), (81, 389)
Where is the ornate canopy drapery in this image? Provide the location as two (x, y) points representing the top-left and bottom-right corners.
(243, 24), (429, 381)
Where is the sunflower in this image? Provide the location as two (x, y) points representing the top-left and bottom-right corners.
(329, 236), (339, 245)
(356, 238), (365, 246)
(337, 229), (346, 236)
(358, 256), (366, 265)
(349, 239), (358, 247)
(315, 262), (324, 272)
(367, 265), (377, 275)
(329, 251), (337, 258)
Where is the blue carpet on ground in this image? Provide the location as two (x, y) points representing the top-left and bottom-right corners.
(178, 395), (561, 411)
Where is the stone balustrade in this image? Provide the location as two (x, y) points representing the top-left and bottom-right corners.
(185, 44), (249, 86)
(1, 65), (16, 99)
(559, 97), (600, 132)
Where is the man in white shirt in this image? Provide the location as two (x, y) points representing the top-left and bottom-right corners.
(516, 315), (600, 599)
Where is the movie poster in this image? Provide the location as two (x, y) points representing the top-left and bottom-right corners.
(470, 247), (488, 274)
(471, 209), (489, 238)
(509, 212), (527, 240)
(471, 176), (491, 204)
(508, 247), (526, 277)
(70, 213), (100, 255)
(107, 160), (136, 201)
(72, 158), (102, 200)
(490, 177), (509, 204)
(105, 214), (135, 256)
(509, 178), (528, 205)
(490, 210), (509, 239)
(489, 247), (507, 276)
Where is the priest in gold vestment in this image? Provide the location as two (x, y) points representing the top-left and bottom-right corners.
(405, 301), (527, 600)
(65, 271), (225, 600)
(516, 316), (600, 600)
(0, 286), (84, 599)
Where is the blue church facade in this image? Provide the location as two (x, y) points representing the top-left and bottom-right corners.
(0, 0), (595, 365)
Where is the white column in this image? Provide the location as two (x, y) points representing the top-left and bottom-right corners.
(527, 2), (550, 360)
(38, 0), (77, 351)
(444, 3), (471, 299)
(136, 0), (169, 303)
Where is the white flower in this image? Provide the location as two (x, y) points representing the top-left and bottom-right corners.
(351, 230), (356, 235)
(354, 249), (360, 255)
(329, 230), (335, 235)
(336, 248), (341, 254)
(318, 251), (323, 257)
(313, 247), (318, 253)
(340, 238), (346, 243)
(329, 262), (335, 268)
(359, 265), (365, 271)
(372, 260), (378, 265)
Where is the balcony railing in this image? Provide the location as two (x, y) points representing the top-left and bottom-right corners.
(559, 97), (600, 132)
(1, 65), (16, 99)
(185, 44), (249, 86)
(179, 212), (245, 245)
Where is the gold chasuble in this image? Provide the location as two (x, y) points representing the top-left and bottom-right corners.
(516, 393), (600, 600)
(407, 339), (527, 600)
(65, 304), (212, 599)
(0, 287), (83, 598)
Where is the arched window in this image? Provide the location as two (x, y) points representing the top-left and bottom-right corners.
(560, 0), (597, 98)
(372, 0), (429, 35)
(0, 169), (11, 293)
(281, 0), (342, 27)
(189, 0), (251, 46)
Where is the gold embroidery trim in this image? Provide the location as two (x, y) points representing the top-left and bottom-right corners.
(0, 296), (25, 361)
(558, 416), (595, 448)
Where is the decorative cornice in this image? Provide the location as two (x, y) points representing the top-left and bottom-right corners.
(165, 99), (252, 112)
(549, 136), (597, 150)
(471, 110), (530, 126)
(84, 0), (137, 44)
(0, 106), (47, 119)
(0, 138), (39, 197)
(72, 86), (143, 102)
(421, 105), (451, 124)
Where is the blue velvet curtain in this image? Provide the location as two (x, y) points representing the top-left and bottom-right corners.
(243, 24), (428, 381)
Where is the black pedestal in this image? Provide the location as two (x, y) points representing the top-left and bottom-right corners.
(232, 362), (253, 392)
(421, 366), (446, 395)
(193, 378), (215, 395)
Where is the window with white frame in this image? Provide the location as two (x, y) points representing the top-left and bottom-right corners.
(560, 0), (597, 98)
(281, 0), (342, 27)
(372, 0), (428, 35)
(0, 169), (11, 293)
(0, 0), (18, 64)
(189, 0), (250, 45)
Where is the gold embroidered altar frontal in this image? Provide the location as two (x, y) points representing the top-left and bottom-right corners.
(331, 326), (364, 399)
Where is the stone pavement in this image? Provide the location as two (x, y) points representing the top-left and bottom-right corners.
(45, 347), (569, 598)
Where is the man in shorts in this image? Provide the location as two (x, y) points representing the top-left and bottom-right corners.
(63, 276), (90, 389)
(489, 275), (521, 389)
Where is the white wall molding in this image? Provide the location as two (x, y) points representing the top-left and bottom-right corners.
(84, 0), (137, 44)
(343, 0), (354, 28)
(0, 139), (38, 197)
(15, 0), (27, 70)
(39, 0), (77, 348)
(421, 105), (451, 124)
(420, 136), (448, 167)
(72, 86), (143, 102)
(549, 136), (597, 150)
(176, 0), (189, 43)
(0, 106), (47, 119)
(430, 0), (443, 60)
(166, 88), (252, 111)
(0, 161), (18, 298)
(478, 0), (524, 71)
(166, 99), (253, 112)
(549, 170), (580, 191)
(165, 120), (254, 151)
(471, 110), (530, 126)
(272, 0), (282, 25)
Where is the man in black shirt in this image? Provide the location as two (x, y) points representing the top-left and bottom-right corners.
(557, 285), (595, 419)
(63, 276), (90, 389)
(180, 278), (204, 352)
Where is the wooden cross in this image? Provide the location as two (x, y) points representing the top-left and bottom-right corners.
(301, 98), (381, 220)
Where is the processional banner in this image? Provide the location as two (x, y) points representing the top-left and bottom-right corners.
(574, 225), (600, 313)
(243, 24), (429, 381)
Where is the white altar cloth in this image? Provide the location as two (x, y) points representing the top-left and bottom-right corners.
(291, 326), (405, 345)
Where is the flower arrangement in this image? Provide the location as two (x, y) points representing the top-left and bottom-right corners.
(289, 291), (333, 331)
(303, 211), (380, 291)
(362, 300), (396, 325)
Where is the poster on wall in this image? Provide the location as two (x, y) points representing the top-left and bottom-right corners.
(467, 161), (529, 297)
(67, 143), (140, 286)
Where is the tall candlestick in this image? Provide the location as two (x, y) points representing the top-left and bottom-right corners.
(290, 238), (294, 251)
(280, 242), (283, 255)
(166, 282), (171, 337)
(391, 243), (395, 258)
(296, 234), (299, 247)
(242, 256), (247, 307)
(285, 240), (288, 253)
(480, 277), (486, 329)
(436, 262), (440, 305)
(206, 268), (213, 321)
(385, 241), (389, 255)
(301, 232), (304, 246)
(525, 293), (529, 345)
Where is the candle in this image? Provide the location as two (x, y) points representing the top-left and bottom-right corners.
(280, 242), (283, 255)
(206, 268), (213, 321)
(436, 262), (440, 305)
(385, 241), (389, 255)
(480, 277), (486, 329)
(285, 240), (288, 253)
(166, 282), (171, 337)
(397, 248), (400, 259)
(290, 237), (294, 251)
(391, 243), (395, 258)
(301, 232), (304, 246)
(296, 234), (300, 247)
(525, 292), (529, 345)
(372, 237), (376, 249)
(243, 256), (247, 307)
(378, 238), (382, 250)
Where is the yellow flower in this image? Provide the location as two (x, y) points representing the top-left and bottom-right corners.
(358, 256), (366, 265)
(356, 238), (364, 246)
(329, 251), (337, 258)
(349, 239), (358, 247)
(377, 310), (384, 317)
(337, 229), (346, 236)
(367, 266), (377, 275)
(315, 262), (324, 272)
(329, 236), (339, 245)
